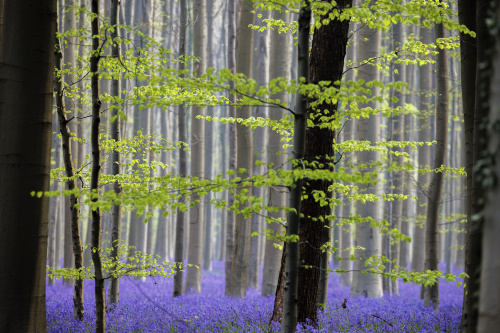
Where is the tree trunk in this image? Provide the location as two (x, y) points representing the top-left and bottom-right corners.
(458, 0), (477, 326)
(48, 112), (61, 286)
(227, 0), (255, 298)
(185, 0), (207, 294)
(389, 20), (406, 296)
(90, 1), (106, 331)
(173, 0), (188, 298)
(477, 4), (500, 330)
(108, 0), (122, 306)
(248, 9), (269, 290)
(224, 0), (237, 296)
(340, 20), (357, 287)
(280, 4), (310, 332)
(351, 18), (383, 300)
(55, 30), (85, 320)
(423, 14), (449, 310)
(0, 1), (56, 330)
(299, 0), (352, 321)
(261, 10), (290, 296)
(203, 0), (214, 272)
(412, 27), (433, 274)
(462, 0), (488, 330)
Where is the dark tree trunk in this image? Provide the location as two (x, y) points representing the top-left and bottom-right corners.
(0, 1), (56, 331)
(90, 0), (106, 331)
(458, 0), (477, 330)
(464, 0), (493, 330)
(280, 4), (310, 332)
(54, 31), (85, 320)
(297, 0), (352, 323)
(108, 0), (122, 306)
(270, 242), (287, 325)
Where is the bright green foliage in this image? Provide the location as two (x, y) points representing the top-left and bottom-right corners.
(45, 1), (469, 287)
(47, 242), (185, 280)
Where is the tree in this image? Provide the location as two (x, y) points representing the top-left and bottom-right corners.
(108, 0), (122, 306)
(477, 4), (500, 330)
(224, 0), (237, 296)
(227, 0), (256, 297)
(412, 26), (433, 275)
(299, 0), (353, 320)
(261, 9), (290, 296)
(423, 3), (449, 309)
(281, 3), (310, 331)
(185, 0), (207, 294)
(173, 0), (188, 298)
(54, 26), (84, 319)
(0, 0), (56, 331)
(90, 0), (106, 331)
(351, 13), (383, 300)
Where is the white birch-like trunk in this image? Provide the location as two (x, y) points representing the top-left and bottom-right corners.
(227, 0), (255, 298)
(351, 23), (383, 299)
(261, 10), (290, 296)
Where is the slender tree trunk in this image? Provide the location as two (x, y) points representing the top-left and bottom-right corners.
(390, 20), (406, 296)
(108, 0), (122, 306)
(203, 0), (214, 272)
(340, 20), (357, 286)
(90, 1), (106, 331)
(48, 111), (61, 286)
(227, 0), (255, 298)
(247, 9), (269, 290)
(185, 0), (207, 294)
(62, 0), (78, 287)
(173, 0), (188, 298)
(412, 27), (433, 274)
(261, 10), (290, 296)
(224, 0), (237, 296)
(351, 16), (383, 300)
(55, 31), (85, 320)
(0, 1), (56, 330)
(281, 4), (310, 332)
(423, 15), (449, 310)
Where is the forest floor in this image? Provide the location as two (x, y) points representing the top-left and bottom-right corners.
(46, 261), (462, 332)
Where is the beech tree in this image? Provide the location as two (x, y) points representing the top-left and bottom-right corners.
(0, 1), (56, 331)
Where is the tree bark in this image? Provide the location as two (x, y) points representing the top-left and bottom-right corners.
(0, 1), (56, 331)
(477, 4), (500, 330)
(412, 27), (433, 274)
(55, 30), (85, 320)
(280, 4), (310, 332)
(224, 0), (237, 296)
(227, 0), (255, 298)
(185, 0), (207, 294)
(108, 0), (122, 306)
(248, 9), (269, 290)
(261, 10), (290, 296)
(203, 0), (214, 272)
(173, 0), (188, 298)
(351, 17), (383, 300)
(389, 20), (406, 296)
(299, 0), (352, 321)
(423, 14), (449, 310)
(90, 0), (106, 331)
